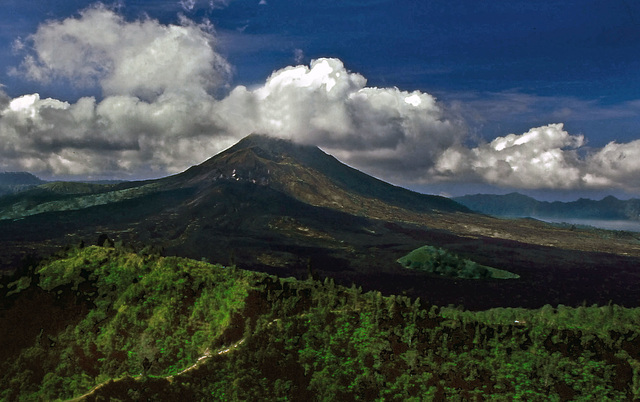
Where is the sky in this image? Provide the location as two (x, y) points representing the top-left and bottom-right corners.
(1, 1), (640, 201)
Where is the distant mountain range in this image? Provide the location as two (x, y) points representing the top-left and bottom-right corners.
(0, 172), (126, 198)
(454, 192), (640, 221)
(1, 134), (640, 308)
(0, 172), (45, 197)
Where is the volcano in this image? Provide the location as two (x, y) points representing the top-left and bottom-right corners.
(168, 133), (468, 214)
(1, 134), (640, 309)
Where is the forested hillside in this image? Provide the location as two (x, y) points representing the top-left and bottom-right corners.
(1, 245), (639, 400)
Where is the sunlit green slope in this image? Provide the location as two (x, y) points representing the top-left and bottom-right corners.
(1, 245), (639, 401)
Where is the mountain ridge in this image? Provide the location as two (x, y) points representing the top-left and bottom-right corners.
(172, 133), (467, 215)
(454, 192), (640, 221)
(0, 172), (46, 197)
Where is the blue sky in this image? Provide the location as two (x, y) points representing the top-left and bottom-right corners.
(1, 0), (639, 200)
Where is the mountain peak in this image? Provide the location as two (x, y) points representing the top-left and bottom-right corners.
(178, 133), (467, 215)
(232, 133), (303, 150)
(601, 195), (620, 202)
(222, 133), (328, 166)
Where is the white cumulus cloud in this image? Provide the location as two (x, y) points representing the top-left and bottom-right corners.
(433, 123), (640, 191)
(433, 124), (584, 189)
(2, 5), (640, 193)
(0, 90), (240, 178)
(212, 58), (465, 180)
(584, 140), (640, 188)
(13, 4), (231, 100)
(1, 6), (235, 179)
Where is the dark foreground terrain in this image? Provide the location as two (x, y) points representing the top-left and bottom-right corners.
(2, 246), (639, 401)
(1, 134), (640, 309)
(2, 135), (640, 400)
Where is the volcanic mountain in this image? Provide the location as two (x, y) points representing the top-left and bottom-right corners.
(168, 133), (467, 215)
(1, 134), (640, 309)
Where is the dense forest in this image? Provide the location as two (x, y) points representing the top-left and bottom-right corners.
(1, 244), (639, 400)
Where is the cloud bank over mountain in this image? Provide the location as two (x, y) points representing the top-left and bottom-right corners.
(1, 5), (639, 192)
(214, 58), (465, 178)
(3, 5), (236, 178)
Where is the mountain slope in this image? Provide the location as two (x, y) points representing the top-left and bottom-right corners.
(0, 134), (465, 221)
(0, 172), (43, 186)
(1, 134), (640, 309)
(171, 133), (468, 216)
(455, 192), (640, 221)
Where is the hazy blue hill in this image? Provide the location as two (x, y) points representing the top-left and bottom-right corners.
(0, 172), (45, 197)
(453, 192), (540, 217)
(0, 172), (44, 186)
(0, 172), (129, 200)
(454, 192), (640, 221)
